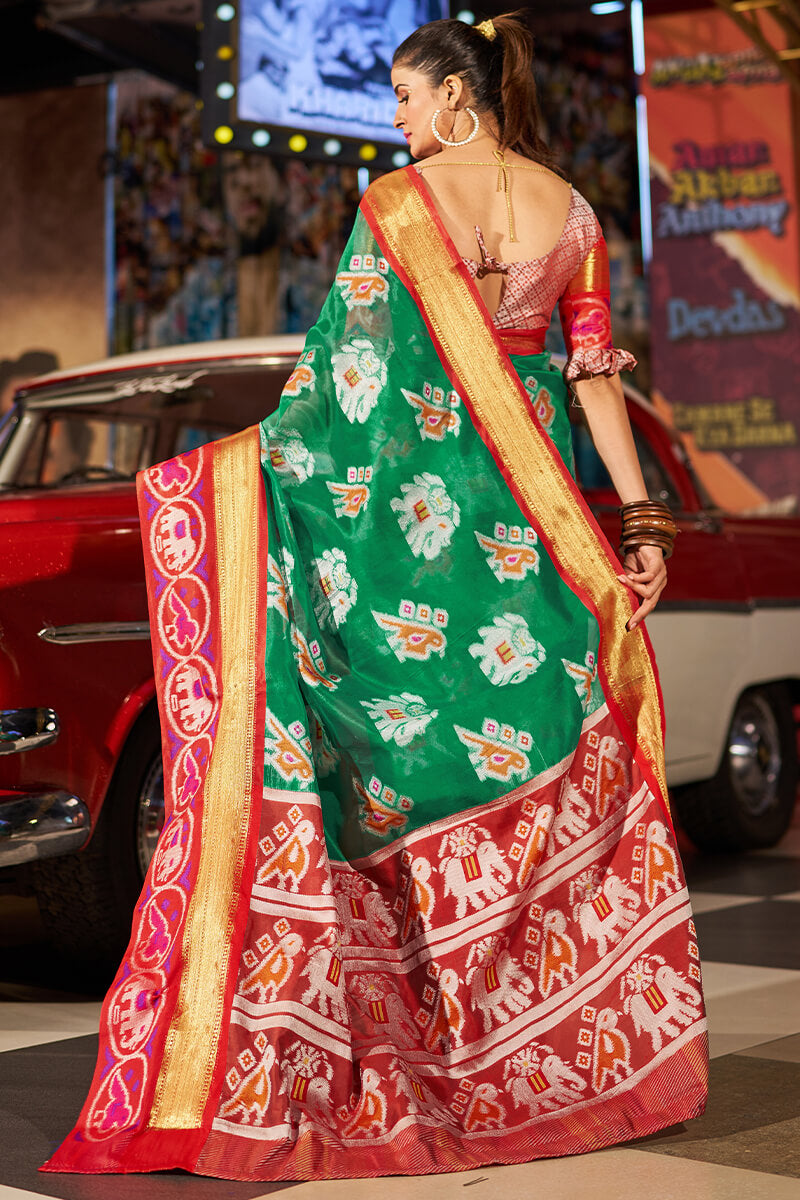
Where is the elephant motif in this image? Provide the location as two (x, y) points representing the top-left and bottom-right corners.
(622, 955), (703, 1052)
(571, 869), (641, 957)
(504, 1041), (587, 1114)
(466, 935), (535, 1033)
(299, 932), (348, 1025)
(388, 1057), (451, 1123)
(549, 778), (592, 848)
(439, 825), (512, 920)
(333, 876), (398, 947)
(279, 1040), (335, 1129)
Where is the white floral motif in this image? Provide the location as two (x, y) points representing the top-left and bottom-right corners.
(267, 430), (314, 485)
(390, 473), (460, 560)
(361, 693), (438, 746)
(311, 548), (357, 630)
(469, 613), (546, 686)
(331, 338), (387, 423)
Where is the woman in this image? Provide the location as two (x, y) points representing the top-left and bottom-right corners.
(44, 13), (708, 1182)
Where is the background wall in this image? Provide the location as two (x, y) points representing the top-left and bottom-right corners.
(0, 84), (107, 409)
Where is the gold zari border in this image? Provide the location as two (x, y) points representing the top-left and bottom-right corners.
(149, 426), (262, 1128)
(365, 172), (668, 804)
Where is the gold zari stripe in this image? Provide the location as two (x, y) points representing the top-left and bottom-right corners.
(150, 426), (262, 1128)
(365, 172), (668, 804)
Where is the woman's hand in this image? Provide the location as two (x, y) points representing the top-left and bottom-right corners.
(617, 543), (667, 631)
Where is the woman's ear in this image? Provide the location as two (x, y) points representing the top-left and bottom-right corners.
(443, 73), (465, 108)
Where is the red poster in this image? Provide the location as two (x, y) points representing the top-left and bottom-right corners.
(643, 8), (800, 510)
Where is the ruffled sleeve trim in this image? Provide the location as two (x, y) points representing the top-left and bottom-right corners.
(563, 345), (637, 381)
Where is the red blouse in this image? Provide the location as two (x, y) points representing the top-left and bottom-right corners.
(460, 188), (637, 380)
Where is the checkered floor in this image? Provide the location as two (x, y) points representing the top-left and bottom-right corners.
(1, 820), (798, 1200)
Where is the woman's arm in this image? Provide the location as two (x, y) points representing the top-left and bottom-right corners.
(571, 371), (667, 631)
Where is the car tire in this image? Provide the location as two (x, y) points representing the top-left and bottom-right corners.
(673, 684), (798, 853)
(31, 706), (164, 987)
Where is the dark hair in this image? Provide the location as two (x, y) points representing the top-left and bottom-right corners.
(392, 12), (558, 170)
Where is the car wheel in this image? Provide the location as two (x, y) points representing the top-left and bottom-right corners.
(31, 706), (164, 986)
(673, 684), (798, 852)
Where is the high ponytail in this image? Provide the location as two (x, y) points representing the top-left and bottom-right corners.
(392, 11), (560, 172)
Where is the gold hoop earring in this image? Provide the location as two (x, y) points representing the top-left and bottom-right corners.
(430, 107), (480, 147)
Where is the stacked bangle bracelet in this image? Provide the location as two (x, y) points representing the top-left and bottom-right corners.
(619, 500), (678, 559)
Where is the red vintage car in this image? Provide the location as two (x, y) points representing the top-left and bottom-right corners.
(1, 337), (798, 974)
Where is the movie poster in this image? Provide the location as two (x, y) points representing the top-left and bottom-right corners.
(642, 8), (800, 511)
(238, 0), (446, 142)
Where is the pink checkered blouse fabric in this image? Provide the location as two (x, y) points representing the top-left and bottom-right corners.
(461, 188), (637, 380)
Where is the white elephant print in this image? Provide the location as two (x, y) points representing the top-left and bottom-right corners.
(299, 930), (348, 1025)
(570, 868), (641, 958)
(466, 934), (535, 1033)
(390, 472), (460, 560)
(388, 1057), (452, 1124)
(469, 613), (546, 687)
(438, 824), (512, 920)
(279, 1041), (335, 1128)
(504, 1041), (588, 1114)
(622, 955), (704, 1052)
(333, 874), (398, 947)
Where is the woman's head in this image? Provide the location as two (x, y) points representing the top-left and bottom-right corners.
(391, 12), (555, 166)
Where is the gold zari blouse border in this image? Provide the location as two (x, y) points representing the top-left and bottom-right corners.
(149, 426), (263, 1129)
(364, 171), (668, 805)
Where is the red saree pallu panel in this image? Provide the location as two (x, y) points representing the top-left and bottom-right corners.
(43, 429), (268, 1174)
(194, 705), (706, 1181)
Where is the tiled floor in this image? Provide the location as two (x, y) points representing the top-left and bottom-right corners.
(1, 810), (799, 1200)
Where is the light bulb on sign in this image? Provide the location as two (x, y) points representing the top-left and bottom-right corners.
(288, 134), (308, 153)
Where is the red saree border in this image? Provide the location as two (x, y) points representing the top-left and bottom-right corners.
(43, 427), (269, 1172)
(361, 168), (670, 826)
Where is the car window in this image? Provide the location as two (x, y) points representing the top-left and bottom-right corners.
(6, 360), (295, 488)
(571, 421), (682, 509)
(36, 416), (148, 486)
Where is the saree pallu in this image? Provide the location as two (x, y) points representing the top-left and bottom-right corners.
(44, 168), (708, 1181)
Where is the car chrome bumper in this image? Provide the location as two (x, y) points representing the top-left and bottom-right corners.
(0, 708), (59, 755)
(0, 790), (90, 866)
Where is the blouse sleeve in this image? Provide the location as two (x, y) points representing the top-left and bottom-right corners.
(558, 233), (637, 381)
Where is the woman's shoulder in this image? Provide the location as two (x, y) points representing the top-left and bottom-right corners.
(563, 187), (604, 254)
